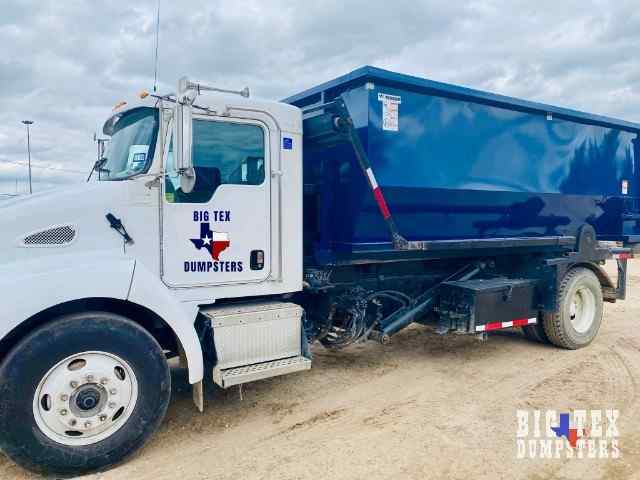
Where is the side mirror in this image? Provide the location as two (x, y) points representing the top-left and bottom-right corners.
(176, 76), (195, 193)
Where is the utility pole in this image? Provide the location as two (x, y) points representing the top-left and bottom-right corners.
(21, 120), (34, 194)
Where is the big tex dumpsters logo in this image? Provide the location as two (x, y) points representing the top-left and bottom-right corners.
(190, 222), (230, 260)
(516, 409), (620, 459)
(184, 210), (243, 273)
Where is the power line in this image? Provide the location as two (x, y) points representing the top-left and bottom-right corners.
(0, 158), (86, 174)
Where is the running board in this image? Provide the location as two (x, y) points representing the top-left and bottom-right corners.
(213, 355), (311, 389)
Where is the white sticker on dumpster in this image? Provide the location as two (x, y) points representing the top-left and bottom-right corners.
(378, 93), (401, 132)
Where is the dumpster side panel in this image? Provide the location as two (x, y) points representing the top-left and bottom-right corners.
(360, 84), (637, 243)
(368, 85), (636, 196)
(292, 67), (640, 263)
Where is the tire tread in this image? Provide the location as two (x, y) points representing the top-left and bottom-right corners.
(543, 267), (602, 350)
(0, 311), (171, 477)
(522, 314), (551, 344)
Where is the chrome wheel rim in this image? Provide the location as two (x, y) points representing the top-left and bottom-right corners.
(569, 286), (596, 334)
(33, 351), (138, 446)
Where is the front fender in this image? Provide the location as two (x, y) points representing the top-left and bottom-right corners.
(0, 252), (134, 341)
(0, 253), (135, 338)
(0, 253), (204, 385)
(127, 262), (203, 384)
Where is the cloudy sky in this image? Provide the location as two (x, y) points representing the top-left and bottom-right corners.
(0, 0), (639, 194)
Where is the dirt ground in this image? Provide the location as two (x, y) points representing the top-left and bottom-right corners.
(3, 262), (640, 480)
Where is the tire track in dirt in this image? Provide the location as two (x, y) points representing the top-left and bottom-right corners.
(82, 324), (640, 480)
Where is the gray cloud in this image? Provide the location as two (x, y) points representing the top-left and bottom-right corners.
(0, 0), (639, 193)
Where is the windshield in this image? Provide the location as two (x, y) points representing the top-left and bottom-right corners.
(100, 107), (159, 180)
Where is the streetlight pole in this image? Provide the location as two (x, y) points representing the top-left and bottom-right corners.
(21, 120), (34, 194)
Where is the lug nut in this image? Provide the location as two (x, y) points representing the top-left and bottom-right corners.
(99, 415), (107, 422)
(70, 381), (79, 388)
(69, 419), (77, 426)
(84, 421), (92, 428)
(100, 378), (109, 385)
(109, 388), (117, 395)
(60, 394), (69, 402)
(108, 402), (117, 409)
(60, 409), (68, 416)
(86, 375), (94, 382)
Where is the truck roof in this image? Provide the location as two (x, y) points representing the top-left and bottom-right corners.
(106, 90), (302, 134)
(284, 65), (640, 134)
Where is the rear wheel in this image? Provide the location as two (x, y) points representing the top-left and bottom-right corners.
(0, 312), (171, 477)
(522, 313), (551, 344)
(543, 267), (603, 349)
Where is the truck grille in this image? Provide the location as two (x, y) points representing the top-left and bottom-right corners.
(22, 225), (76, 246)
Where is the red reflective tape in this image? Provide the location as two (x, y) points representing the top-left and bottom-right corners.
(484, 322), (503, 331)
(373, 187), (391, 220)
(616, 252), (633, 260)
(477, 317), (537, 332)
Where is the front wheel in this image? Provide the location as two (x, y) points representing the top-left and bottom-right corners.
(0, 312), (171, 477)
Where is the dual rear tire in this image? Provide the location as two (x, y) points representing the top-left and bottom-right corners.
(523, 267), (604, 349)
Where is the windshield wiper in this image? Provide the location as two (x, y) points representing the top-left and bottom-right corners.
(87, 158), (108, 182)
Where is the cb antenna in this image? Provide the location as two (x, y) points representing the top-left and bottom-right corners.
(153, 0), (161, 92)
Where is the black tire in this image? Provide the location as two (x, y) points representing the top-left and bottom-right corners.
(0, 312), (171, 477)
(522, 313), (551, 344)
(543, 267), (604, 350)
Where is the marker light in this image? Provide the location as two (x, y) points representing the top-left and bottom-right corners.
(139, 90), (150, 99)
(113, 100), (127, 111)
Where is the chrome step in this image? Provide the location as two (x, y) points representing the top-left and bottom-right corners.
(202, 301), (304, 371)
(213, 355), (311, 388)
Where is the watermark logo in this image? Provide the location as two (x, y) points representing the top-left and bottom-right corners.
(516, 409), (620, 459)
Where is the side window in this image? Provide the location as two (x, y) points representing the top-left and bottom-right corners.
(166, 119), (265, 203)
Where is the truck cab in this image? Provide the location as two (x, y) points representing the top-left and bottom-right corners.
(0, 80), (309, 476)
(99, 85), (304, 295)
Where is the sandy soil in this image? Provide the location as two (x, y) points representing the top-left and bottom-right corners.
(3, 262), (640, 480)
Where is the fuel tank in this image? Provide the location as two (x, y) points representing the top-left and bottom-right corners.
(285, 66), (640, 265)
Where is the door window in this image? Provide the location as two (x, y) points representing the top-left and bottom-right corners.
(166, 119), (265, 203)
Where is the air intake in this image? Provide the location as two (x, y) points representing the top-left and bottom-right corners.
(22, 225), (76, 247)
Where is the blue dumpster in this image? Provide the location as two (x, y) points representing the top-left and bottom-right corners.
(285, 66), (640, 264)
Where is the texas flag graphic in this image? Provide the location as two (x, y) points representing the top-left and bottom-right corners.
(551, 413), (584, 447)
(190, 222), (230, 261)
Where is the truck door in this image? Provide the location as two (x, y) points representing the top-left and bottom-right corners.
(162, 113), (271, 287)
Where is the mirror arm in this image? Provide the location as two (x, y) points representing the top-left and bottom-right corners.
(179, 76), (250, 99)
(175, 78), (196, 193)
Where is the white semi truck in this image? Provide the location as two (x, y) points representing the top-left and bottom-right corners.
(0, 67), (637, 476)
